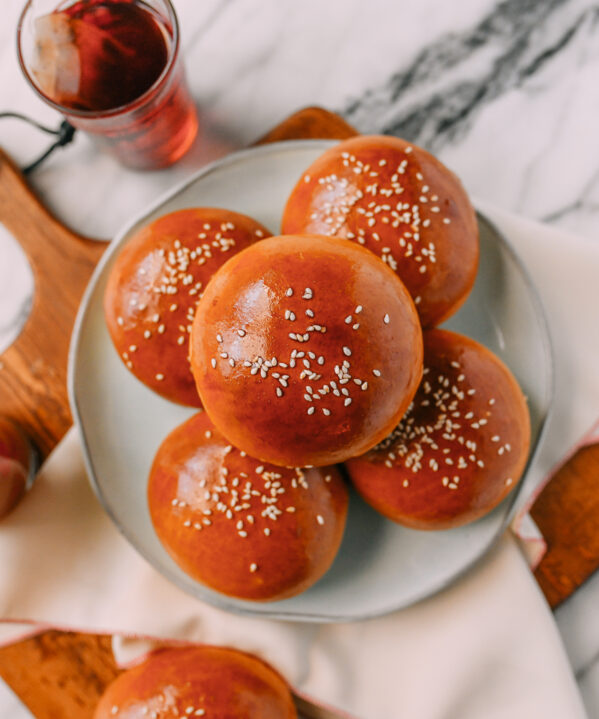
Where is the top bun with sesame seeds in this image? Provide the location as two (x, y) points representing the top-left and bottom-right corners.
(93, 646), (297, 719)
(104, 208), (271, 406)
(281, 135), (479, 328)
(189, 234), (423, 468)
(148, 411), (348, 601)
(344, 328), (531, 530)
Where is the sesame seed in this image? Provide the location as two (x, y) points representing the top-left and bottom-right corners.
(317, 515), (325, 525)
(307, 406), (315, 415)
(250, 563), (258, 572)
(355, 305), (363, 313)
(373, 369), (381, 377)
(342, 346), (352, 356)
(383, 314), (390, 324)
(286, 287), (293, 297)
(155, 373), (164, 381)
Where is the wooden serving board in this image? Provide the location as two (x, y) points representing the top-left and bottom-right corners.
(0, 106), (597, 717)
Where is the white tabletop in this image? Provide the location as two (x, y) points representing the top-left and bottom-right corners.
(1, 0), (598, 716)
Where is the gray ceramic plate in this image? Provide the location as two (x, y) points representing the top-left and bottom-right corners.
(68, 140), (553, 622)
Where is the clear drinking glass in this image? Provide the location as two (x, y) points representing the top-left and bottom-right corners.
(17, 0), (199, 170)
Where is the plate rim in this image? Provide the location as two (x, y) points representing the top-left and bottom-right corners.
(67, 139), (554, 622)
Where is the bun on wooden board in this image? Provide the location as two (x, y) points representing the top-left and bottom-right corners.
(94, 645), (297, 718)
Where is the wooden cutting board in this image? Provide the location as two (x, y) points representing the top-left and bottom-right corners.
(0, 106), (597, 718)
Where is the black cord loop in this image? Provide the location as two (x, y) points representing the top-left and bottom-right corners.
(0, 112), (77, 174)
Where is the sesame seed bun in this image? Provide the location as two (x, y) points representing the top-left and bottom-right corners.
(148, 412), (348, 601)
(189, 234), (423, 467)
(104, 208), (271, 406)
(93, 646), (297, 718)
(281, 135), (479, 327)
(344, 329), (531, 529)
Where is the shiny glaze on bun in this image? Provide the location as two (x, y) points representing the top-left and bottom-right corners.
(148, 412), (348, 600)
(104, 208), (271, 406)
(189, 234), (423, 467)
(94, 646), (297, 718)
(281, 135), (479, 327)
(345, 329), (531, 529)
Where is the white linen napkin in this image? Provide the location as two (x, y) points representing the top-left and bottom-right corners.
(0, 204), (596, 719)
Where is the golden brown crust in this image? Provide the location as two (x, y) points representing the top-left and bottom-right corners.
(104, 208), (271, 406)
(189, 234), (423, 467)
(148, 412), (348, 601)
(94, 646), (297, 718)
(345, 329), (531, 529)
(281, 135), (479, 327)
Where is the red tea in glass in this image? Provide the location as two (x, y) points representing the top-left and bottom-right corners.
(18, 0), (199, 169)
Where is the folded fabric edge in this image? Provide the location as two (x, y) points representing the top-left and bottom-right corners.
(511, 416), (599, 569)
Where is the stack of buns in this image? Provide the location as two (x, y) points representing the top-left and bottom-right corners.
(104, 135), (531, 606)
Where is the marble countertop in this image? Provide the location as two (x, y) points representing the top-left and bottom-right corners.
(1, 0), (598, 716)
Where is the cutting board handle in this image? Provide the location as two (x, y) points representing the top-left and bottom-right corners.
(0, 148), (105, 455)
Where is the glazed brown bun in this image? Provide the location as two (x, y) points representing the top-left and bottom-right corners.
(281, 135), (479, 327)
(148, 412), (348, 600)
(189, 235), (423, 467)
(94, 646), (297, 718)
(345, 329), (531, 529)
(104, 208), (271, 406)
